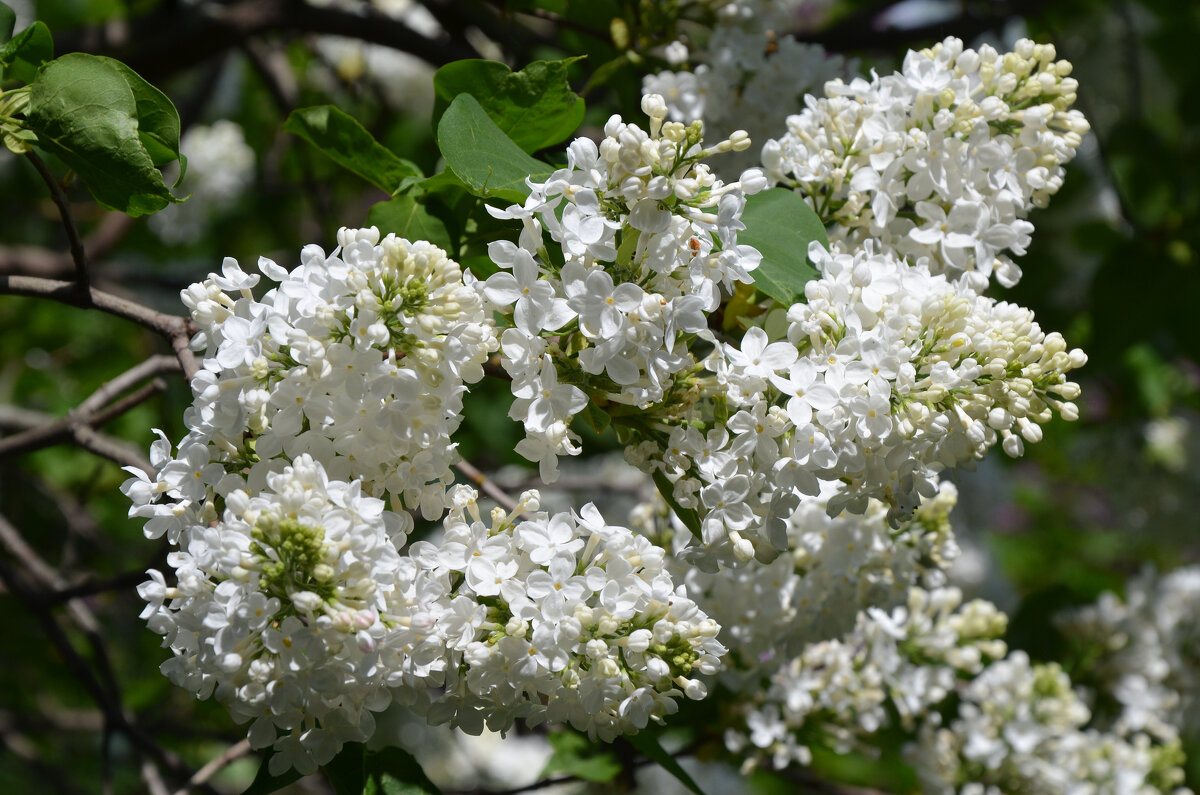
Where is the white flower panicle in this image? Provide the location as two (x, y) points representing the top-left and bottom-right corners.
(635, 239), (1084, 560)
(407, 487), (726, 741)
(907, 652), (1189, 794)
(137, 455), (408, 776)
(636, 479), (960, 673)
(483, 95), (766, 480)
(730, 588), (1189, 792)
(727, 586), (1008, 770)
(644, 6), (853, 178)
(763, 37), (1090, 291)
(777, 242), (1087, 522)
(169, 227), (496, 520)
(1057, 566), (1200, 743)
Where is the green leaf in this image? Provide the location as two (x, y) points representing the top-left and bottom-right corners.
(0, 4), (15, 44)
(739, 188), (826, 306)
(240, 751), (302, 795)
(322, 743), (443, 795)
(436, 93), (555, 204)
(541, 731), (621, 783)
(580, 398), (612, 436)
(651, 469), (703, 541)
(103, 58), (182, 172)
(367, 194), (455, 253)
(0, 21), (53, 84)
(363, 746), (442, 795)
(27, 52), (183, 216)
(432, 58), (585, 153)
(460, 253), (499, 280)
(325, 742), (366, 795)
(284, 105), (421, 195)
(629, 733), (707, 795)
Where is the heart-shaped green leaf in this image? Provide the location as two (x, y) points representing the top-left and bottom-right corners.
(739, 188), (826, 306)
(432, 57), (584, 153)
(436, 93), (555, 204)
(27, 52), (183, 216)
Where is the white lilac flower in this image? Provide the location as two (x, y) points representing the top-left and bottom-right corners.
(634, 478), (961, 675)
(727, 586), (1008, 770)
(406, 487), (727, 740)
(633, 238), (1083, 560)
(905, 652), (1187, 794)
(778, 242), (1086, 524)
(1057, 565), (1200, 743)
(643, 9), (853, 178)
(136, 455), (411, 776)
(482, 95), (765, 481)
(156, 228), (497, 522)
(763, 37), (1089, 291)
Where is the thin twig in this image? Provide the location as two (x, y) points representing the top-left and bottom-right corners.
(455, 458), (520, 513)
(0, 355), (177, 470)
(172, 738), (252, 795)
(26, 150), (90, 293)
(77, 355), (180, 415)
(0, 275), (199, 378)
(0, 512), (219, 794)
(39, 570), (150, 605)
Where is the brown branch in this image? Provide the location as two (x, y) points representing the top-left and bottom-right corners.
(0, 274), (199, 378)
(455, 458), (520, 513)
(56, 0), (481, 84)
(0, 355), (178, 472)
(0, 216), (139, 282)
(172, 738), (252, 795)
(0, 512), (218, 794)
(0, 405), (152, 474)
(37, 570), (151, 606)
(26, 150), (91, 292)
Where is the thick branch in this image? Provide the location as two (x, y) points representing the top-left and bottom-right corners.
(57, 0), (480, 83)
(0, 275), (199, 379)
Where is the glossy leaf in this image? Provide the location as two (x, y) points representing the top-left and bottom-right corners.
(436, 93), (555, 204)
(629, 732), (707, 795)
(104, 57), (183, 173)
(540, 730), (621, 783)
(367, 194), (455, 254)
(432, 57), (584, 153)
(284, 105), (421, 195)
(0, 3), (14, 43)
(27, 52), (183, 216)
(739, 188), (826, 306)
(0, 20), (53, 84)
(240, 751), (302, 795)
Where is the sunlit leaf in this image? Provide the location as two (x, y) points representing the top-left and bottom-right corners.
(739, 188), (826, 306)
(436, 93), (555, 204)
(284, 105), (421, 195)
(432, 57), (584, 153)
